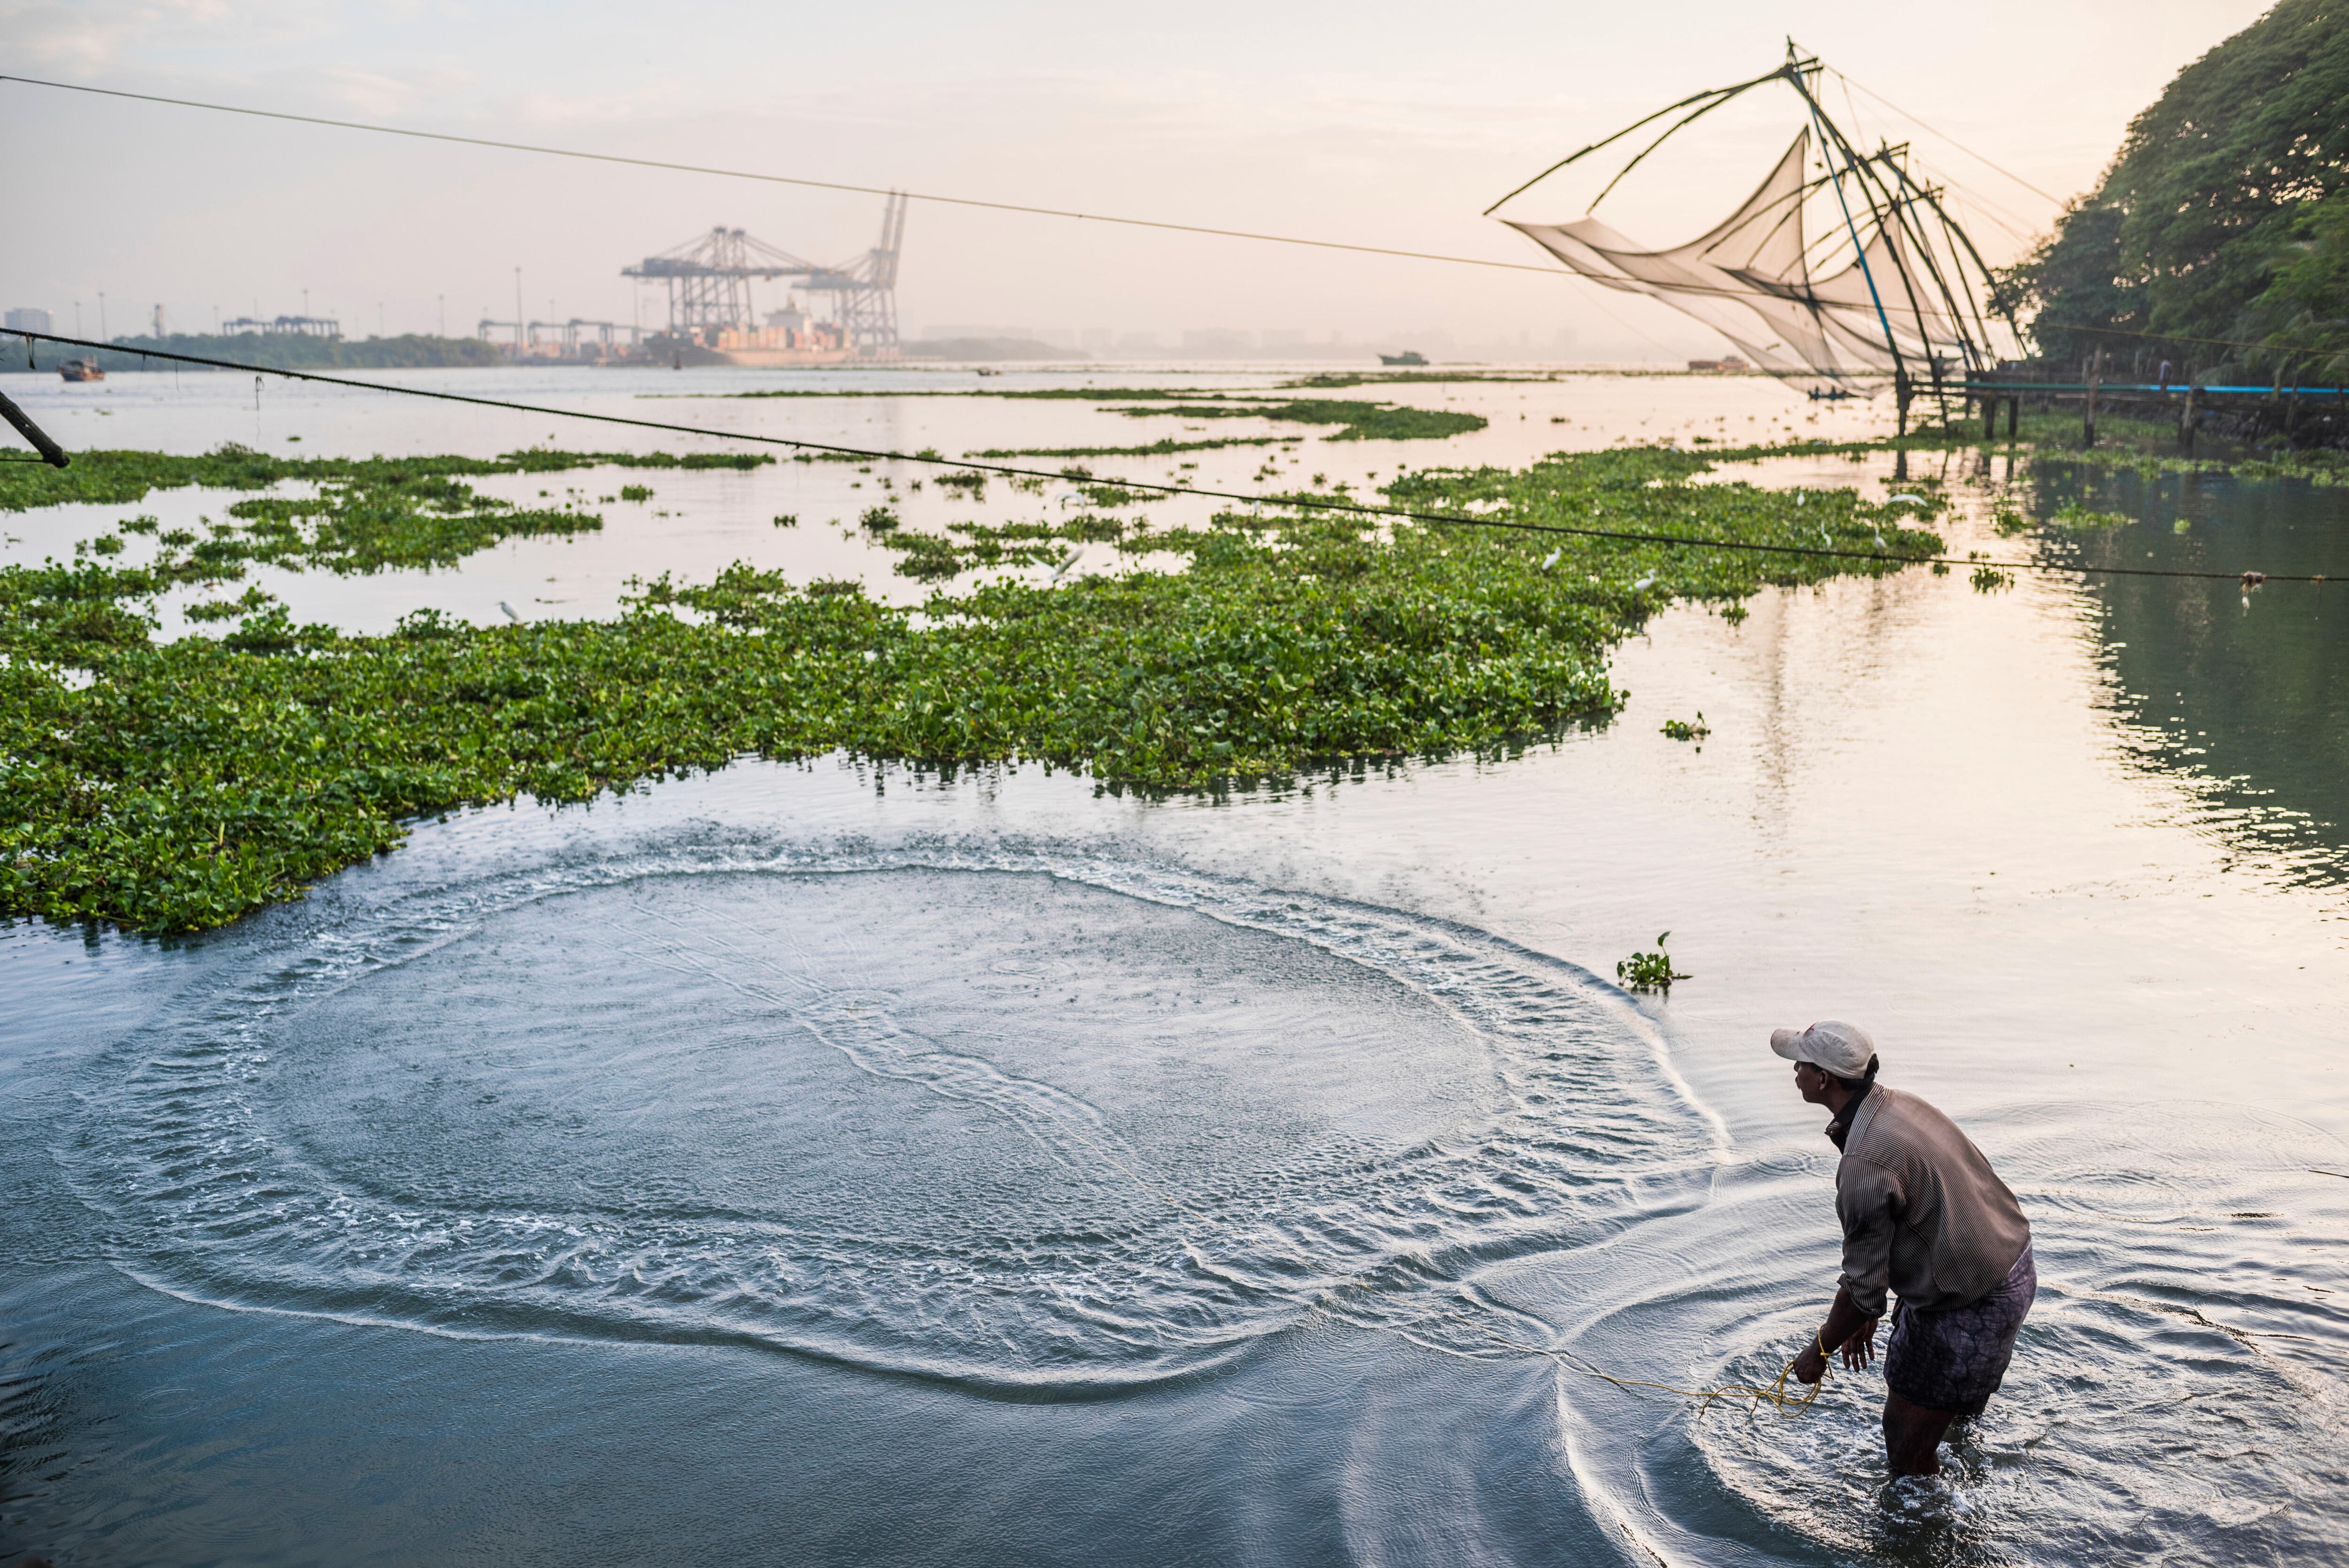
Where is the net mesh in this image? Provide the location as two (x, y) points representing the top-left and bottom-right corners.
(1505, 129), (1973, 392)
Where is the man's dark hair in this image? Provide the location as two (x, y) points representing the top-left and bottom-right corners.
(1831, 1055), (1881, 1093)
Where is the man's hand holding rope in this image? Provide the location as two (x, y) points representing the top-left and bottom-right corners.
(1793, 1284), (1881, 1385)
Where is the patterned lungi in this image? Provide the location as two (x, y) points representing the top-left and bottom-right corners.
(1883, 1243), (2036, 1416)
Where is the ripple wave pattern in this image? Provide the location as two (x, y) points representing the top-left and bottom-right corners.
(65, 844), (1719, 1390)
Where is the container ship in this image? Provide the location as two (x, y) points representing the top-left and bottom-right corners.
(706, 298), (856, 367)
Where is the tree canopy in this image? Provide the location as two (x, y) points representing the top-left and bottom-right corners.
(2000, 0), (2349, 381)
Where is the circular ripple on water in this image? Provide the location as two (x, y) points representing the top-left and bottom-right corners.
(67, 845), (1715, 1389)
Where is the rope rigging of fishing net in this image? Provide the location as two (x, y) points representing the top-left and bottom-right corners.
(1486, 45), (2018, 402)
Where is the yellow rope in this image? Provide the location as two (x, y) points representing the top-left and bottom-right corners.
(1321, 1265), (1836, 1419)
(1569, 1354), (1828, 1417)
(1451, 1316), (1831, 1418)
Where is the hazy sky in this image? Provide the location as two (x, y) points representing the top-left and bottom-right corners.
(2, 0), (2273, 356)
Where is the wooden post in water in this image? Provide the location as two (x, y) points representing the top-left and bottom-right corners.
(1983, 393), (1996, 441)
(2178, 384), (2196, 452)
(2006, 396), (2019, 440)
(1895, 370), (1911, 438)
(2083, 348), (2103, 446)
(2286, 375), (2302, 449)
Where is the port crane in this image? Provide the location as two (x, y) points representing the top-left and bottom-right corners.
(623, 193), (905, 357)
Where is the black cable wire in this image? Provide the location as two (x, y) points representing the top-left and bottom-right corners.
(8, 330), (2328, 586)
(1827, 69), (2065, 208)
(11, 72), (2344, 369)
(0, 74), (1567, 280)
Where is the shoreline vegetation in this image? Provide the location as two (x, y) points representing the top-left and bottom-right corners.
(1923, 405), (2349, 483)
(25, 333), (506, 373)
(4, 435), (1946, 933)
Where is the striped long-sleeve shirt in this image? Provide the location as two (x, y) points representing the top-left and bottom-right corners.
(1830, 1084), (2030, 1317)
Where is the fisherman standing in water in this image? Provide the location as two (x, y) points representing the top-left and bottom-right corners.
(1778, 1021), (2035, 1477)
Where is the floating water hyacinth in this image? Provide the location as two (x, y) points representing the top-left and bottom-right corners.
(1661, 713), (1710, 741)
(1617, 933), (1690, 992)
(2053, 501), (2131, 530)
(0, 437), (1945, 931)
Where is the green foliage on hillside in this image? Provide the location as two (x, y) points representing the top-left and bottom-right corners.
(1999, 0), (2349, 380)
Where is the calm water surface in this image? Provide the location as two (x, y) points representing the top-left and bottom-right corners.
(3, 369), (2344, 1565)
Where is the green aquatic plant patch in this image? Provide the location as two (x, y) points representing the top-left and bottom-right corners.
(881, 522), (1064, 581)
(0, 441), (1938, 933)
(681, 385), (1239, 403)
(970, 437), (1299, 459)
(1617, 933), (1689, 992)
(0, 446), (777, 580)
(657, 382), (1489, 441)
(878, 514), (1133, 581)
(1110, 399), (1486, 442)
(1660, 714), (1710, 741)
(0, 445), (775, 516)
(2052, 501), (2132, 529)
(1279, 371), (1564, 389)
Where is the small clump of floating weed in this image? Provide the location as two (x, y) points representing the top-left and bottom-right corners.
(1617, 934), (1690, 993)
(1660, 713), (1710, 741)
(2052, 501), (2131, 530)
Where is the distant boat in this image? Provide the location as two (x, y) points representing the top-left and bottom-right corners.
(58, 357), (105, 382)
(1378, 350), (1428, 366)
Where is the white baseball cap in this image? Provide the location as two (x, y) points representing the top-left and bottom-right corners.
(1769, 1020), (1877, 1079)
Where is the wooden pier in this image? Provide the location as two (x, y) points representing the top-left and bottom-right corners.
(1956, 355), (2347, 451)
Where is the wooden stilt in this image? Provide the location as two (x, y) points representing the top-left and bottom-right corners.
(2084, 348), (2103, 446)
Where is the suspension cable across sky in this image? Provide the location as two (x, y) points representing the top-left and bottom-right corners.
(16, 70), (2322, 366)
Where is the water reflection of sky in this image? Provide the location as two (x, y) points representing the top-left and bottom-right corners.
(3, 369), (2344, 1566)
(0, 363), (1894, 632)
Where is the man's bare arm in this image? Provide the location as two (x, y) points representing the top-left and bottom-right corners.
(1791, 1286), (1880, 1384)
